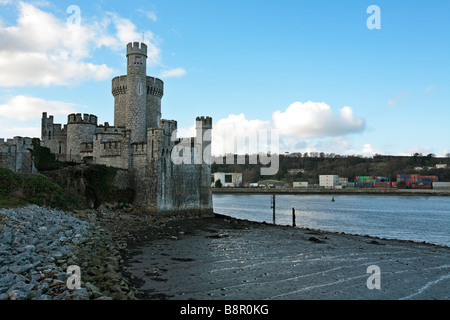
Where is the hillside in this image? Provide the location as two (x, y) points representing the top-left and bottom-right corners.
(211, 153), (450, 185)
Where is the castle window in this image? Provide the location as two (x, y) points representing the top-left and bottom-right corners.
(48, 131), (51, 140)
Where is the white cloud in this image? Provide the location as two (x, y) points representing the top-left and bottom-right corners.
(137, 9), (157, 22)
(403, 145), (434, 156)
(387, 91), (410, 107)
(272, 101), (365, 138)
(159, 67), (187, 78)
(176, 101), (367, 156)
(176, 113), (272, 156)
(212, 113), (272, 156)
(0, 126), (40, 139)
(0, 95), (76, 121)
(0, 2), (162, 87)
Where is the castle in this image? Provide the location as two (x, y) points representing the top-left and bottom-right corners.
(40, 42), (213, 214)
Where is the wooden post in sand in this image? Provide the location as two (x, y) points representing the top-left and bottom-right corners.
(292, 207), (296, 227)
(271, 194), (276, 224)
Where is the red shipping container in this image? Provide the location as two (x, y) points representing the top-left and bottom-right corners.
(373, 182), (391, 188)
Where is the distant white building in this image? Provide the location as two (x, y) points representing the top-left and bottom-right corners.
(436, 164), (448, 169)
(293, 182), (308, 188)
(212, 172), (243, 187)
(319, 175), (339, 188)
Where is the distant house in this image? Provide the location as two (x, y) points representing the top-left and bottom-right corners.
(436, 164), (448, 169)
(212, 172), (243, 187)
(293, 182), (308, 188)
(287, 169), (305, 175)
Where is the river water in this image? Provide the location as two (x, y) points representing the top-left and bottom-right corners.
(213, 194), (450, 247)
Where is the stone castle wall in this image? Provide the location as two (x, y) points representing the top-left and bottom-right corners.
(0, 137), (36, 174)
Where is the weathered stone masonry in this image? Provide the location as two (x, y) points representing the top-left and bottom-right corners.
(0, 137), (36, 174)
(40, 42), (213, 214)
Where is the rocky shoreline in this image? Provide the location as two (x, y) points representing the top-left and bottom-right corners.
(0, 204), (211, 300)
(0, 204), (137, 300)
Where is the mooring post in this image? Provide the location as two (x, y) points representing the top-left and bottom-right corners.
(292, 207), (296, 227)
(272, 194), (276, 224)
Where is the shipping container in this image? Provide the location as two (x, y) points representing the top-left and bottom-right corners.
(433, 182), (450, 187)
(373, 182), (391, 187)
(412, 183), (432, 189)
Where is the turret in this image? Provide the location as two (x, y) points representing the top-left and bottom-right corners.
(66, 113), (97, 162)
(126, 42), (148, 143)
(196, 116), (213, 155)
(41, 112), (54, 141)
(196, 116), (213, 212)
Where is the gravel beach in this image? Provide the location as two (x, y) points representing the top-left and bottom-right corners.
(0, 205), (137, 300)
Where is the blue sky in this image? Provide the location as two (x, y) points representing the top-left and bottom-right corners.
(0, 0), (449, 157)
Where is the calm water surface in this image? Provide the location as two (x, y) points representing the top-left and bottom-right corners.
(213, 194), (450, 247)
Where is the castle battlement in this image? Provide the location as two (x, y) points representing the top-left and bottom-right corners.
(100, 140), (121, 149)
(42, 112), (54, 121)
(131, 141), (147, 155)
(196, 116), (213, 127)
(0, 138), (12, 146)
(146, 77), (164, 97)
(127, 42), (147, 57)
(80, 142), (94, 153)
(112, 75), (128, 96)
(0, 136), (34, 148)
(160, 119), (177, 136)
(68, 113), (98, 125)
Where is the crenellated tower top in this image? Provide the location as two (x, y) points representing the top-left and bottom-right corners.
(126, 42), (148, 57)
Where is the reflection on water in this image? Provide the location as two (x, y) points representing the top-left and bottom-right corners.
(213, 194), (450, 247)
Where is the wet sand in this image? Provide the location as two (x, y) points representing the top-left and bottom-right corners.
(123, 214), (450, 300)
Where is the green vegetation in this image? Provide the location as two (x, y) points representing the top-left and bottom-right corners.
(212, 153), (450, 185)
(32, 138), (76, 171)
(41, 165), (134, 210)
(84, 164), (118, 208)
(0, 163), (135, 210)
(0, 167), (80, 209)
(214, 179), (223, 188)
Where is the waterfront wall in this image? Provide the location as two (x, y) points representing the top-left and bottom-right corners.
(212, 188), (450, 196)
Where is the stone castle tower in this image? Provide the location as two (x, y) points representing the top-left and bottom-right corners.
(41, 42), (213, 214)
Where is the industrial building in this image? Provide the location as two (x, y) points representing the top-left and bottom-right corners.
(319, 175), (339, 188)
